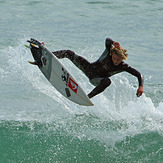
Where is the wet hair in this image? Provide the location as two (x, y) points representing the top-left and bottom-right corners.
(110, 46), (128, 60)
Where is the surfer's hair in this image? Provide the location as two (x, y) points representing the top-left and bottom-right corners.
(110, 46), (128, 60)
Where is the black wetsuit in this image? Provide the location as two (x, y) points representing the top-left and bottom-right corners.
(53, 38), (144, 98)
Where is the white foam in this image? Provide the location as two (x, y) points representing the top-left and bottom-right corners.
(0, 40), (163, 146)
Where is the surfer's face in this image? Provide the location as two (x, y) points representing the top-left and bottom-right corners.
(112, 53), (123, 66)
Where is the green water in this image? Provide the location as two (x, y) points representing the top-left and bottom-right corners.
(0, 119), (163, 162)
(0, 0), (163, 162)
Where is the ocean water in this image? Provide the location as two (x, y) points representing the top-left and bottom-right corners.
(0, 0), (163, 162)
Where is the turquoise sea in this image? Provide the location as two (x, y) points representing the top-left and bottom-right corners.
(0, 0), (163, 162)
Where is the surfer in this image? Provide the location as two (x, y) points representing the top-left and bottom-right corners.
(51, 38), (144, 98)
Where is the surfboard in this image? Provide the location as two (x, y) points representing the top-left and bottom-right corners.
(26, 38), (93, 106)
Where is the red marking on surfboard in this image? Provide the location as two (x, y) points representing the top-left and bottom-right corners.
(68, 78), (78, 93)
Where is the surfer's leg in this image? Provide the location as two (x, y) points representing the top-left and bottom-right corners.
(53, 50), (92, 77)
(52, 50), (69, 59)
(88, 78), (111, 98)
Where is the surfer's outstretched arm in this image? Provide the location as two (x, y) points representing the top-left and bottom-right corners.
(124, 66), (144, 97)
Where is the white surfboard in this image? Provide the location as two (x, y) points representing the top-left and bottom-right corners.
(26, 38), (93, 106)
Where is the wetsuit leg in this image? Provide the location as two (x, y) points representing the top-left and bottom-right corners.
(53, 50), (92, 78)
(52, 50), (68, 59)
(88, 78), (111, 98)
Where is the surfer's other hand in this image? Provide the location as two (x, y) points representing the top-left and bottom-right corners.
(113, 42), (121, 50)
(42, 42), (45, 46)
(136, 86), (143, 97)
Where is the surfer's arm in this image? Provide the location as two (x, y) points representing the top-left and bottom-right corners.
(97, 38), (114, 63)
(105, 38), (114, 50)
(125, 65), (144, 97)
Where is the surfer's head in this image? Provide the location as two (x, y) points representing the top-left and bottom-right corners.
(110, 46), (128, 60)
(110, 45), (128, 66)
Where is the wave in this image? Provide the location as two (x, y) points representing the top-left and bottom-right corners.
(0, 40), (163, 147)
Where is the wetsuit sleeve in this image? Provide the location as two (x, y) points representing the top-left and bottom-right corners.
(98, 49), (109, 63)
(97, 38), (114, 63)
(124, 65), (144, 86)
(105, 38), (114, 50)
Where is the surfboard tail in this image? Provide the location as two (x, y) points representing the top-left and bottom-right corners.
(27, 38), (42, 47)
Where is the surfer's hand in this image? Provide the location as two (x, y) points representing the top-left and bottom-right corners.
(136, 86), (143, 97)
(42, 42), (45, 46)
(113, 42), (121, 50)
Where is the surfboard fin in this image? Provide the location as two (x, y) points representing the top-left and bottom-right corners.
(31, 43), (39, 48)
(27, 38), (42, 47)
(24, 44), (29, 48)
(28, 61), (38, 65)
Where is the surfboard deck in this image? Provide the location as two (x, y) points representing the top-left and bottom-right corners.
(26, 38), (93, 106)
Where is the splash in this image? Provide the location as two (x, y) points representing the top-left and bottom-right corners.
(0, 40), (162, 147)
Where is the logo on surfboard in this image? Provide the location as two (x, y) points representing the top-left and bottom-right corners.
(61, 68), (78, 94)
(61, 68), (69, 85)
(68, 78), (78, 93)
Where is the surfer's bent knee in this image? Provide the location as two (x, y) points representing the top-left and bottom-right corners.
(90, 77), (111, 87)
(102, 78), (111, 87)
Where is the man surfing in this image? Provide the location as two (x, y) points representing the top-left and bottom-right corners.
(51, 38), (144, 98)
